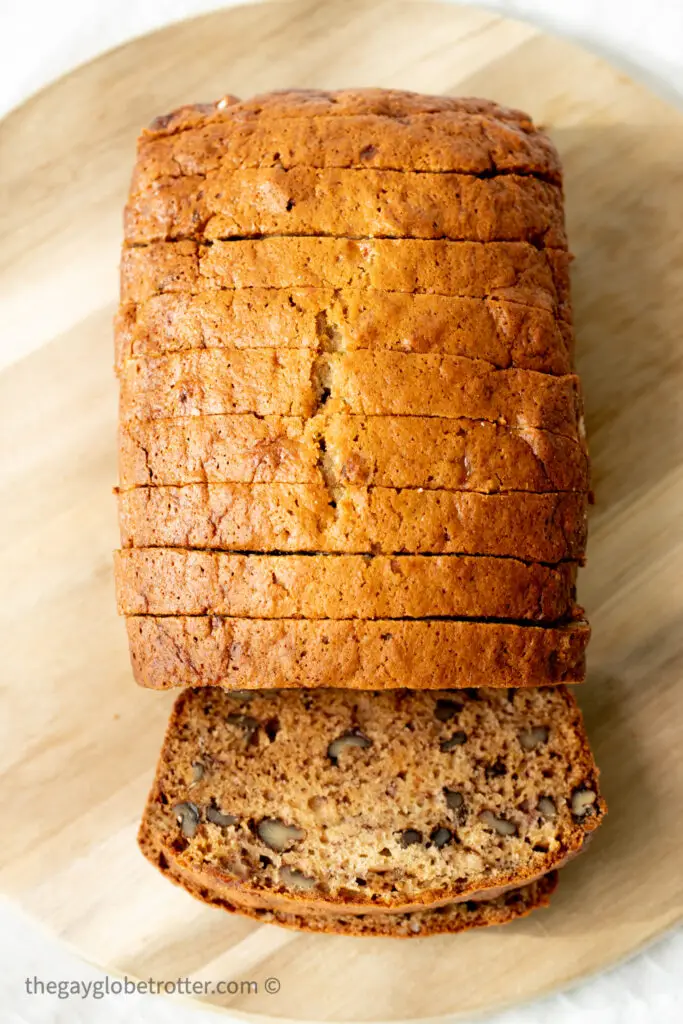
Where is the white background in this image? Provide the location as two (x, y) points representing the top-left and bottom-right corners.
(0, 1), (682, 1021)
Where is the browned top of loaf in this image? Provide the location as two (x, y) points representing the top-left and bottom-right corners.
(114, 549), (578, 622)
(139, 684), (603, 909)
(115, 289), (573, 375)
(125, 169), (566, 247)
(117, 485), (587, 561)
(144, 90), (538, 134)
(138, 823), (558, 936)
(119, 350), (583, 435)
(118, 414), (590, 492)
(133, 89), (561, 186)
(120, 239), (571, 323)
(132, 110), (562, 186)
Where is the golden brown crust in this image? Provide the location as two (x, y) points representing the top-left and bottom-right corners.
(125, 169), (566, 247)
(136, 684), (603, 913)
(115, 290), (573, 375)
(125, 616), (589, 690)
(144, 90), (539, 131)
(119, 351), (583, 436)
(193, 858), (559, 918)
(120, 239), (572, 324)
(117, 485), (587, 561)
(115, 550), (578, 622)
(134, 111), (562, 186)
(137, 819), (558, 936)
(134, 90), (561, 184)
(120, 350), (317, 419)
(118, 415), (589, 491)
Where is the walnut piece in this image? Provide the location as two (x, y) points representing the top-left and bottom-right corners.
(434, 699), (463, 722)
(206, 801), (237, 828)
(538, 797), (556, 819)
(430, 827), (453, 848)
(327, 730), (372, 764)
(173, 802), (200, 838)
(257, 818), (305, 851)
(479, 810), (517, 836)
(440, 731), (467, 752)
(571, 787), (597, 819)
(519, 726), (549, 750)
(444, 789), (464, 810)
(279, 866), (317, 890)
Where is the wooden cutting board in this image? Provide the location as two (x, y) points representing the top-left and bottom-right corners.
(1, 1), (682, 1019)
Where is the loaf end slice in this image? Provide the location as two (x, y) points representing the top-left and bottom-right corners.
(138, 686), (603, 914)
(139, 814), (558, 937)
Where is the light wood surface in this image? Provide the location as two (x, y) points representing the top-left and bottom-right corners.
(1, 1), (682, 1019)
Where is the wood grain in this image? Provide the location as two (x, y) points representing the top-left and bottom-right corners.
(1, 1), (682, 1020)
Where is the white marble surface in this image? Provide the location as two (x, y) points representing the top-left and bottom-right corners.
(1, 0), (682, 1021)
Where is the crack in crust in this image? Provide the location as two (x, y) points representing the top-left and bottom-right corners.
(117, 485), (588, 562)
(124, 169), (567, 248)
(114, 550), (579, 622)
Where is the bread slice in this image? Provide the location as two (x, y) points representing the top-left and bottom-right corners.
(118, 485), (587, 561)
(133, 95), (562, 187)
(115, 550), (578, 621)
(118, 415), (589, 491)
(115, 290), (573, 374)
(119, 351), (583, 436)
(120, 239), (571, 323)
(125, 617), (589, 690)
(138, 686), (603, 914)
(125, 169), (566, 247)
(139, 814), (558, 936)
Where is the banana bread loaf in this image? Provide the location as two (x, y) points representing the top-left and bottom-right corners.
(138, 685), (603, 912)
(117, 88), (587, 701)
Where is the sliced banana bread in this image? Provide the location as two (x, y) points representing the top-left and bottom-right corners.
(119, 351), (583, 435)
(139, 816), (558, 936)
(118, 485), (587, 561)
(139, 686), (603, 913)
(115, 550), (577, 622)
(118, 415), (588, 491)
(126, 617), (589, 691)
(120, 239), (570, 322)
(115, 291), (573, 374)
(125, 168), (566, 247)
(132, 90), (562, 186)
